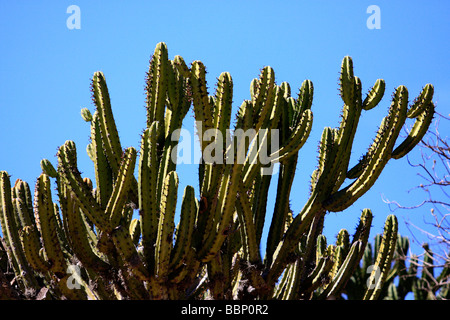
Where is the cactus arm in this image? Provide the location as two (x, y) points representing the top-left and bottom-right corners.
(257, 178), (276, 248)
(284, 214), (324, 300)
(362, 79), (386, 110)
(265, 158), (297, 269)
(241, 86), (283, 188)
(269, 109), (313, 163)
(363, 215), (398, 300)
(347, 79), (416, 175)
(111, 224), (150, 282)
(265, 125), (335, 283)
(91, 72), (139, 207)
(279, 261), (300, 300)
(139, 122), (159, 271)
(12, 179), (34, 225)
(339, 56), (356, 106)
(57, 141), (111, 232)
(146, 42), (169, 131)
(190, 60), (214, 146)
(0, 173), (21, 268)
(391, 101), (435, 159)
(325, 86), (409, 211)
(266, 194), (325, 288)
(106, 147), (137, 227)
(251, 66), (276, 132)
(197, 171), (232, 261)
(198, 161), (241, 262)
(170, 185), (197, 270)
(170, 246), (200, 287)
(206, 72), (233, 198)
(311, 127), (340, 197)
(279, 90), (292, 143)
(192, 72), (232, 247)
(268, 69), (376, 284)
(195, 147), (223, 254)
(173, 55), (190, 77)
(19, 225), (50, 273)
(40, 159), (58, 178)
(329, 245), (345, 283)
(234, 100), (254, 132)
(235, 182), (261, 265)
(12, 198), (31, 233)
(394, 235), (411, 298)
(407, 84), (434, 118)
(89, 111), (114, 208)
(53, 203), (71, 255)
(278, 254), (303, 300)
(166, 60), (191, 142)
(326, 61), (364, 192)
(319, 240), (364, 299)
(166, 61), (179, 116)
(345, 154), (367, 180)
(436, 264), (450, 299)
(65, 191), (109, 272)
(351, 208), (373, 262)
(34, 174), (67, 277)
(0, 172), (39, 290)
(155, 171), (179, 280)
(295, 79), (314, 115)
(307, 236), (332, 289)
(323, 210), (373, 299)
(81, 107), (93, 122)
(198, 81), (256, 262)
(303, 256), (333, 297)
(274, 261), (296, 299)
(91, 71), (123, 176)
(213, 72), (233, 149)
(336, 229), (350, 257)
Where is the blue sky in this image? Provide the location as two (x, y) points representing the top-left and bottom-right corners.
(0, 1), (449, 260)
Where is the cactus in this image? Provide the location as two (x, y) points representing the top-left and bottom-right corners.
(345, 233), (449, 300)
(0, 42), (436, 300)
(363, 215), (398, 300)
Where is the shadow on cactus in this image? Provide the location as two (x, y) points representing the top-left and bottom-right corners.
(0, 42), (437, 300)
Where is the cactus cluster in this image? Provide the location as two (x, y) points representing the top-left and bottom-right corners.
(0, 42), (438, 299)
(346, 235), (449, 300)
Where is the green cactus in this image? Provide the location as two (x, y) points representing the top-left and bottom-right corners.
(344, 232), (450, 300)
(0, 172), (39, 291)
(0, 42), (436, 300)
(363, 215), (398, 300)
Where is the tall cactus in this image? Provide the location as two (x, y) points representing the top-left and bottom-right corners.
(0, 42), (436, 300)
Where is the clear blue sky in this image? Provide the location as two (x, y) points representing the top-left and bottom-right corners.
(0, 1), (449, 259)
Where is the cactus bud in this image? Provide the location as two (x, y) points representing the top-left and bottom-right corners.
(81, 107), (93, 122)
(40, 159), (57, 178)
